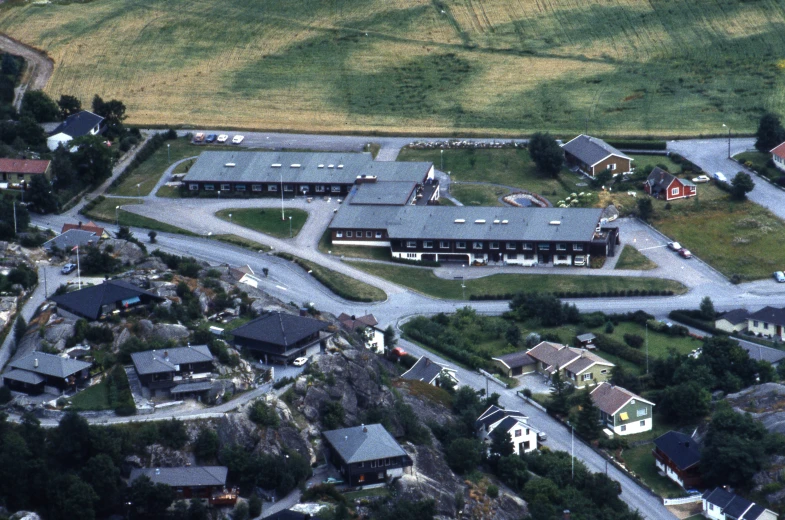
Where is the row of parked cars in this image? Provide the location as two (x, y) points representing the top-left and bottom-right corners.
(668, 241), (692, 259)
(193, 133), (244, 145)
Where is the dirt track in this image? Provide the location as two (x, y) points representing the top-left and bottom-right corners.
(0, 34), (53, 109)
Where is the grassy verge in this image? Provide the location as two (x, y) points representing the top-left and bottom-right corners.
(69, 380), (110, 410)
(450, 184), (508, 206)
(346, 262), (686, 300)
(628, 154), (681, 173)
(276, 253), (386, 302)
(212, 234), (271, 252)
(317, 229), (391, 261)
(155, 185), (181, 198)
(215, 208), (308, 238)
(81, 196), (196, 236)
(615, 245), (657, 270)
(621, 443), (686, 498)
(735, 151), (779, 181)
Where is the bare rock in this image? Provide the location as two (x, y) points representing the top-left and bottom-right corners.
(150, 281), (178, 299)
(216, 411), (261, 451)
(150, 323), (190, 342)
(138, 319), (155, 337)
(395, 440), (464, 518)
(42, 322), (75, 345)
(726, 383), (785, 434)
(145, 444), (191, 467)
(136, 257), (169, 272)
(10, 511), (42, 520)
(103, 239), (146, 264)
(114, 328), (132, 351)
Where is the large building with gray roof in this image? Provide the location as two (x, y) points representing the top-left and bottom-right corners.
(3, 351), (92, 394)
(130, 345), (214, 396)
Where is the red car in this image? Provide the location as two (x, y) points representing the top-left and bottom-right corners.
(679, 249), (692, 259)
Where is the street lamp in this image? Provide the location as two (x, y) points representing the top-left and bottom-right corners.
(217, 190), (221, 199)
(229, 213), (232, 225)
(440, 149), (444, 171)
(722, 123), (731, 158)
(289, 215), (293, 238)
(567, 420), (574, 480)
(115, 205), (120, 228)
(280, 172), (285, 221)
(167, 143), (170, 162)
(136, 183), (140, 197)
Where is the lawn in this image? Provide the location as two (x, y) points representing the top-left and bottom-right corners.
(621, 443), (686, 499)
(346, 262), (686, 300)
(81, 197), (195, 235)
(628, 154), (682, 174)
(4, 1), (783, 136)
(318, 229), (391, 261)
(215, 208), (308, 238)
(615, 245), (657, 270)
(735, 151), (780, 181)
(450, 184), (508, 207)
(212, 234), (271, 252)
(69, 380), (110, 411)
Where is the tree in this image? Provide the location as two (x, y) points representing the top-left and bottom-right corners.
(47, 474), (98, 520)
(321, 400), (344, 430)
(248, 399), (280, 428)
(701, 406), (771, 487)
(384, 325), (397, 350)
(51, 146), (77, 190)
(20, 90), (61, 122)
(731, 172), (754, 200)
(659, 382), (711, 424)
(27, 174), (59, 214)
(193, 427), (219, 463)
(127, 475), (175, 520)
(700, 296), (716, 320)
(92, 95), (127, 139)
(505, 325), (521, 347)
(148, 230), (157, 243)
(231, 501), (249, 520)
(71, 135), (114, 186)
(490, 429), (514, 457)
(528, 132), (564, 177)
(700, 336), (757, 393)
(496, 454), (529, 492)
(437, 372), (457, 394)
(548, 367), (570, 415)
(637, 197), (653, 221)
(81, 454), (122, 516)
(574, 388), (601, 440)
(446, 438), (483, 474)
(755, 113), (785, 152)
(592, 168), (613, 188)
(248, 494), (262, 518)
(58, 94), (82, 119)
(186, 497), (209, 520)
(17, 116), (47, 146)
(51, 411), (92, 469)
(13, 316), (27, 345)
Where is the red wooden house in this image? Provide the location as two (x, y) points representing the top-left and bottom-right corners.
(644, 167), (696, 201)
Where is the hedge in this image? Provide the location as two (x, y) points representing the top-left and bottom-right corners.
(668, 311), (728, 336)
(469, 289), (674, 301)
(274, 253), (376, 303)
(593, 333), (646, 365)
(606, 140), (667, 151)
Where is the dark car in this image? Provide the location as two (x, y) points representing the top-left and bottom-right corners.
(205, 134), (218, 143)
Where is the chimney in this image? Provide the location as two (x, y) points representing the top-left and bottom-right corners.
(164, 350), (169, 360)
(563, 510), (571, 520)
(425, 358), (431, 366)
(362, 424), (368, 433)
(78, 221), (82, 228)
(34, 358), (39, 368)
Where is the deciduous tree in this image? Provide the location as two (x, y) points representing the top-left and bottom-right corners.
(755, 113), (785, 152)
(731, 172), (754, 200)
(528, 132), (564, 177)
(58, 94), (82, 119)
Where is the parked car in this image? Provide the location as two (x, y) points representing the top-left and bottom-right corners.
(322, 477), (344, 485)
(692, 175), (710, 183)
(293, 357), (308, 366)
(205, 134), (218, 143)
(216, 134), (228, 143)
(712, 171), (728, 182)
(775, 271), (785, 283)
(668, 241), (682, 251)
(573, 255), (586, 267)
(679, 249), (692, 259)
(536, 431), (547, 443)
(193, 133), (205, 143)
(232, 135), (244, 144)
(61, 263), (77, 274)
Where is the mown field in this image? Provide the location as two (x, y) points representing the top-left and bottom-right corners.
(4, 0), (785, 135)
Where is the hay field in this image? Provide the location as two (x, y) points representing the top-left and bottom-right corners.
(3, 0), (785, 135)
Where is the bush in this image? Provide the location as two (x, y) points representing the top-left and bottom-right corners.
(0, 385), (12, 404)
(623, 334), (644, 349)
(272, 376), (295, 390)
(486, 484), (499, 499)
(248, 399), (280, 428)
(593, 334), (646, 365)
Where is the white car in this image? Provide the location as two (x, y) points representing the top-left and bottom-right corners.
(713, 171), (728, 182)
(232, 135), (245, 144)
(668, 242), (682, 251)
(775, 271), (785, 283)
(292, 357), (308, 366)
(216, 134), (228, 143)
(573, 255), (586, 267)
(692, 175), (710, 183)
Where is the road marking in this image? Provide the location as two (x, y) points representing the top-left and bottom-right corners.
(639, 245), (667, 251)
(276, 285), (288, 291)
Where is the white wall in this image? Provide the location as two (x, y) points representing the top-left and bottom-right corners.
(553, 254), (572, 266)
(505, 254), (538, 266)
(364, 328), (385, 354)
(614, 417), (652, 436)
(774, 154), (785, 173)
(702, 499), (725, 520)
(332, 240), (390, 247)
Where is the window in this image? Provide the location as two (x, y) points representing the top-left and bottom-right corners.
(221, 184), (230, 191)
(506, 242), (516, 250)
(456, 241), (466, 249)
(252, 184), (262, 192)
(490, 242), (499, 249)
(370, 460), (376, 468)
(358, 474), (365, 483)
(235, 184), (246, 191)
(424, 240), (433, 249)
(407, 241), (416, 248)
(356, 230), (363, 236)
(440, 241), (449, 249)
(331, 186), (341, 193)
(754, 320), (759, 327)
(268, 184), (277, 192)
(573, 244), (583, 251)
(600, 369), (607, 374)
(582, 373), (592, 381)
(507, 254), (517, 260)
(366, 231), (372, 238)
(556, 243), (566, 251)
(189, 184), (199, 191)
(204, 184), (215, 191)
(637, 407), (647, 417)
(378, 472), (384, 479)
(473, 241), (483, 250)
(524, 254), (535, 260)
(538, 244), (550, 251)
(407, 253), (417, 258)
(619, 412), (629, 421)
(284, 185), (293, 192)
(385, 458), (391, 466)
(522, 441), (530, 451)
(315, 185), (325, 193)
(376, 232), (383, 239)
(608, 163), (616, 171)
(671, 187), (679, 196)
(522, 243), (533, 251)
(620, 425), (626, 432)
(514, 429), (522, 437)
(640, 420), (646, 427)
(347, 231), (353, 238)
(336, 232), (343, 238)
(557, 255), (568, 261)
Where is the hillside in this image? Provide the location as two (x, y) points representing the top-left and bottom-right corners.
(2, 0), (785, 135)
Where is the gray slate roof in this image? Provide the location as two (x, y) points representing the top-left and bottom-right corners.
(2, 368), (45, 385)
(170, 381), (213, 394)
(43, 229), (99, 251)
(9, 351), (91, 379)
(702, 487), (767, 519)
(749, 306), (785, 327)
(718, 309), (750, 325)
(349, 181), (417, 205)
(740, 343), (785, 365)
(323, 424), (407, 464)
(576, 333), (596, 342)
(401, 356), (451, 384)
(231, 312), (328, 347)
(183, 151), (431, 185)
(131, 345), (213, 375)
(330, 205), (604, 242)
(50, 111), (104, 138)
(562, 134), (631, 166)
(49, 279), (163, 320)
(129, 466), (228, 487)
(492, 351), (536, 369)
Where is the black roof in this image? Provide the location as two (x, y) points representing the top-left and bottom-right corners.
(129, 466), (227, 487)
(50, 111), (103, 139)
(401, 356), (450, 383)
(749, 306), (785, 327)
(264, 511), (325, 520)
(492, 351), (536, 369)
(131, 345), (213, 375)
(653, 431), (701, 471)
(561, 134), (630, 166)
(323, 424), (407, 464)
(231, 312), (328, 347)
(475, 405), (526, 430)
(49, 279), (163, 320)
(719, 308), (751, 325)
(702, 487), (765, 519)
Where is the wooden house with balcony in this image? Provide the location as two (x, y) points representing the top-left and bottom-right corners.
(231, 311), (331, 364)
(130, 345), (214, 397)
(128, 466), (237, 505)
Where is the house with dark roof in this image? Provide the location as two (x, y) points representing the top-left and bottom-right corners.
(748, 306), (785, 341)
(0, 158), (51, 185)
(264, 511), (326, 520)
(644, 167), (697, 201)
(575, 332), (597, 349)
(322, 424), (413, 488)
(590, 383), (655, 436)
(3, 351), (91, 394)
(491, 351), (536, 377)
(772, 141), (785, 173)
(50, 279), (164, 320)
(652, 431), (702, 490)
(715, 309), (750, 334)
(43, 229), (100, 252)
(337, 313), (385, 354)
(702, 487), (777, 520)
(131, 345), (214, 396)
(561, 135), (633, 177)
(129, 466), (237, 505)
(401, 356), (458, 387)
(61, 221), (109, 239)
(231, 312), (331, 364)
(526, 341), (614, 388)
(476, 405), (538, 455)
(47, 111), (104, 151)
(227, 265), (261, 289)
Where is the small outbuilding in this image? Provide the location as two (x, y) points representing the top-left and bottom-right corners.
(491, 351), (536, 377)
(401, 356), (458, 387)
(644, 167), (696, 201)
(715, 309), (750, 333)
(575, 333), (596, 349)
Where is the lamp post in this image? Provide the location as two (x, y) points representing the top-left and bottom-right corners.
(567, 420), (574, 480)
(289, 216), (293, 238)
(229, 213), (232, 225)
(167, 143), (170, 162)
(440, 149), (444, 171)
(136, 183), (140, 197)
(722, 123), (731, 158)
(115, 205), (120, 228)
(280, 172), (285, 221)
(217, 190), (221, 199)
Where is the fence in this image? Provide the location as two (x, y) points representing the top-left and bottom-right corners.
(663, 495), (702, 506)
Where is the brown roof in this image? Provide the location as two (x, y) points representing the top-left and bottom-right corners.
(772, 141), (785, 160)
(0, 158), (50, 175)
(61, 221), (105, 236)
(526, 341), (613, 374)
(338, 313), (379, 331)
(566, 352), (614, 375)
(590, 382), (654, 416)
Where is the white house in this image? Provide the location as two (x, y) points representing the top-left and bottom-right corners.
(401, 356), (458, 387)
(590, 382), (655, 436)
(47, 111), (104, 151)
(476, 405), (538, 455)
(702, 487), (778, 520)
(771, 141), (785, 173)
(338, 313), (385, 354)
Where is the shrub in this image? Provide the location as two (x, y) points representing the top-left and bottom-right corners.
(248, 399), (280, 428)
(486, 484), (499, 499)
(623, 334), (644, 349)
(593, 334), (646, 365)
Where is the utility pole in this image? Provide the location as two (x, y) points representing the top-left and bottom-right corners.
(280, 172), (285, 221)
(645, 322), (649, 374)
(289, 215), (293, 238)
(12, 200), (17, 235)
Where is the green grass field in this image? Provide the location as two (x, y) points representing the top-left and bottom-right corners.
(622, 443), (687, 498)
(109, 138), (204, 196)
(628, 154), (682, 174)
(69, 381), (110, 411)
(81, 197), (195, 235)
(3, 0), (784, 135)
(615, 245), (657, 270)
(215, 208), (308, 238)
(346, 262), (686, 299)
(280, 254), (386, 302)
(450, 184), (508, 207)
(735, 151), (780, 181)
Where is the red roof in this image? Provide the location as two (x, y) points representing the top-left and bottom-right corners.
(771, 141), (785, 160)
(0, 158), (50, 175)
(61, 221), (105, 236)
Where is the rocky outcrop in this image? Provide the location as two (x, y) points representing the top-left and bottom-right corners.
(41, 321), (76, 351)
(10, 511), (42, 520)
(145, 443), (193, 467)
(102, 239), (146, 265)
(396, 440), (464, 517)
(135, 319), (189, 342)
(726, 383), (785, 434)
